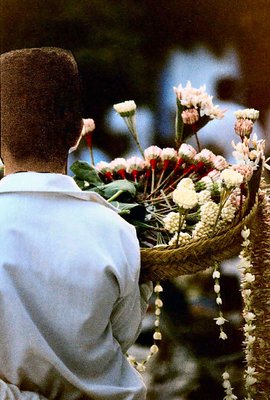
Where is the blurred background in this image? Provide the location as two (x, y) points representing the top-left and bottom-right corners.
(1, 1), (270, 398)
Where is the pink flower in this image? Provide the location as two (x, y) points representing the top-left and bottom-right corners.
(161, 148), (178, 170)
(178, 143), (197, 161)
(207, 169), (221, 181)
(110, 158), (127, 179)
(213, 155), (229, 171)
(144, 146), (162, 170)
(95, 161), (113, 180)
(232, 164), (253, 181)
(181, 108), (199, 124)
(161, 147), (178, 161)
(82, 118), (95, 135)
(126, 156), (145, 180)
(195, 149), (216, 165)
(234, 118), (254, 138)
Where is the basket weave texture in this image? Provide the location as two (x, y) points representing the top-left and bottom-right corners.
(140, 201), (258, 282)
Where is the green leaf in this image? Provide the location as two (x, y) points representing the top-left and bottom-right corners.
(70, 161), (103, 186)
(101, 180), (137, 199)
(73, 177), (86, 190)
(111, 201), (146, 221)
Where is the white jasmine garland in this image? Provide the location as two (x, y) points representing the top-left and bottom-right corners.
(212, 263), (228, 341)
(197, 189), (212, 205)
(200, 201), (219, 226)
(163, 212), (184, 233)
(214, 315), (228, 326)
(126, 282), (163, 371)
(168, 231), (191, 246)
(238, 226), (258, 398)
(222, 371), (238, 400)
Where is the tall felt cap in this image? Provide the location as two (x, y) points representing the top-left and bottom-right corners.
(0, 47), (82, 160)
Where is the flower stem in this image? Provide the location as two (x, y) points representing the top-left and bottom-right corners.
(107, 190), (124, 202)
(194, 131), (201, 152)
(176, 208), (187, 246)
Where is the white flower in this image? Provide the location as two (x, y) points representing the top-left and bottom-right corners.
(245, 335), (256, 346)
(172, 188), (198, 209)
(245, 273), (255, 284)
(110, 158), (127, 171)
(241, 227), (250, 240)
(155, 299), (163, 308)
(221, 200), (236, 223)
(197, 189), (212, 205)
(169, 231), (191, 246)
(161, 147), (177, 161)
(200, 201), (219, 225)
(154, 284), (163, 293)
(243, 323), (256, 333)
(243, 311), (256, 322)
(234, 108), (259, 121)
(220, 168), (243, 189)
(219, 331), (228, 340)
(245, 366), (257, 376)
(245, 376), (257, 386)
(213, 270), (221, 279)
(216, 296), (222, 305)
(113, 100), (136, 116)
(144, 145), (162, 160)
(176, 177), (195, 190)
(214, 284), (221, 293)
(222, 372), (230, 380)
(136, 363), (146, 372)
(126, 156), (145, 173)
(95, 161), (112, 174)
(153, 332), (162, 340)
(150, 344), (159, 354)
(163, 212), (182, 233)
(192, 221), (211, 239)
(214, 316), (228, 325)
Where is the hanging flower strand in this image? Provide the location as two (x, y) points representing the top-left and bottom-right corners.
(238, 226), (258, 399)
(212, 262), (228, 340)
(127, 282), (163, 372)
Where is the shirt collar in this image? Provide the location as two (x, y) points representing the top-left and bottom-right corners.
(0, 172), (117, 210)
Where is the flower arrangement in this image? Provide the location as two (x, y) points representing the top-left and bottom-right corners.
(71, 82), (264, 254)
(71, 81), (269, 396)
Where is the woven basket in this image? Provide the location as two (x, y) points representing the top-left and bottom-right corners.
(140, 201), (258, 282)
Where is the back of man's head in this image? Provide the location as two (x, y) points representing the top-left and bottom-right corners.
(0, 47), (83, 165)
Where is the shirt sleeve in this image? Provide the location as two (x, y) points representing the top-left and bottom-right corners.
(109, 221), (153, 353)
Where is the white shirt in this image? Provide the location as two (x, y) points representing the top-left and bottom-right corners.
(0, 172), (149, 400)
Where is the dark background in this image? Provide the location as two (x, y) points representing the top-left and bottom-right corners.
(1, 2), (269, 397)
(1, 0), (270, 158)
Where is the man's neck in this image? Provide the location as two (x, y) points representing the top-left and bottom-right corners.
(4, 159), (67, 176)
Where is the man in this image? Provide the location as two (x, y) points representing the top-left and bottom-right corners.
(0, 48), (151, 399)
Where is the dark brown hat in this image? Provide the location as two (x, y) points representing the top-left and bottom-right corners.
(0, 47), (82, 162)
